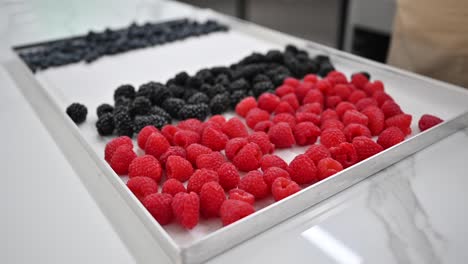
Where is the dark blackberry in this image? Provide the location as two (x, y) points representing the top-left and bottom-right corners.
(182, 88), (199, 101)
(114, 96), (132, 107)
(272, 74), (287, 86)
(229, 90), (248, 107)
(174, 71), (189, 85)
(209, 93), (231, 114)
(253, 74), (270, 83)
(161, 98), (185, 118)
(200, 83), (227, 98)
(114, 84), (136, 101)
(214, 74), (230, 86)
(318, 62), (335, 77)
(168, 84), (185, 98)
(239, 52), (267, 65)
(150, 106), (172, 123)
(210, 66), (231, 77)
(187, 92), (210, 104)
(151, 82), (173, 105)
(178, 103), (209, 121)
(228, 78), (250, 92)
(252, 81), (274, 97)
(114, 111), (134, 137)
(301, 59), (320, 75)
(96, 103), (114, 118)
(134, 115), (168, 132)
(232, 64), (266, 80)
(95, 113), (115, 136)
(136, 83), (156, 99)
(186, 76), (202, 89)
(315, 55), (331, 64)
(265, 50), (284, 63)
(66, 103), (88, 124)
(285, 44), (299, 55)
(195, 69), (215, 84)
(130, 96), (151, 116)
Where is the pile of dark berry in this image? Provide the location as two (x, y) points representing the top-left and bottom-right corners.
(16, 19), (228, 72)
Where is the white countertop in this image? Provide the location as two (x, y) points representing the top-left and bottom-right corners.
(2, 1), (468, 263)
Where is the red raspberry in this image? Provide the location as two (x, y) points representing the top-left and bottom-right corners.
(145, 132), (170, 159)
(334, 84), (352, 100)
(268, 122), (296, 148)
(258, 93), (280, 113)
(199, 182), (226, 218)
(293, 122), (321, 145)
(264, 167), (290, 187)
(316, 79), (333, 93)
(161, 125), (179, 145)
(253, 120), (274, 133)
(222, 117), (248, 138)
(348, 90), (367, 104)
(245, 108), (270, 129)
(281, 93), (300, 110)
(303, 89), (325, 106)
(162, 178), (186, 196)
(137, 126), (159, 149)
(233, 142), (262, 171)
(352, 136), (383, 161)
(159, 146), (186, 166)
(321, 109), (339, 123)
(381, 100), (403, 119)
(372, 91), (393, 107)
(201, 126), (229, 151)
(288, 154), (318, 184)
(173, 130), (200, 148)
(228, 189), (255, 205)
(105, 136), (133, 162)
(284, 77), (300, 87)
(385, 113), (412, 135)
(297, 103), (322, 115)
(127, 176), (158, 201)
(166, 156), (194, 182)
(196, 151), (226, 171)
(377, 127), (405, 149)
(327, 71), (348, 85)
(361, 106), (385, 136)
(303, 74), (319, 84)
(275, 84), (295, 97)
(200, 120), (222, 133)
(235, 96), (257, 117)
(317, 158), (343, 180)
(326, 95), (342, 109)
(172, 192), (199, 229)
(247, 132), (275, 154)
(225, 137), (249, 160)
(274, 101), (295, 114)
(238, 170), (269, 199)
(208, 115), (226, 126)
(272, 113), (296, 128)
(363, 80), (384, 95)
(143, 193), (173, 225)
(351, 73), (369, 89)
(217, 162), (240, 191)
(343, 123), (372, 142)
(185, 143), (212, 165)
(177, 118), (203, 133)
(321, 119), (344, 131)
(128, 155), (162, 182)
(187, 169), (219, 194)
(220, 199), (255, 226)
(329, 142), (358, 168)
(343, 110), (369, 126)
(295, 82), (314, 102)
(320, 128), (346, 148)
(260, 154), (288, 171)
(356, 97), (378, 111)
(336, 102), (357, 119)
(296, 112), (321, 126)
(271, 177), (301, 201)
(305, 144), (331, 164)
(418, 114), (443, 132)
(110, 145), (136, 175)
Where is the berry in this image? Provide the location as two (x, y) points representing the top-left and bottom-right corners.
(363, 80), (384, 96)
(385, 113), (412, 135)
(336, 102), (357, 119)
(373, 91), (393, 107)
(233, 142), (263, 171)
(200, 182), (226, 218)
(114, 84), (136, 100)
(187, 169), (219, 194)
(327, 71), (347, 85)
(253, 120), (274, 133)
(187, 92), (210, 104)
(355, 98), (378, 111)
(264, 167), (290, 187)
(104, 136), (133, 162)
(305, 144), (331, 164)
(343, 110), (369, 126)
(162, 179), (186, 197)
(159, 146), (187, 166)
(281, 93), (300, 110)
(321, 119), (344, 131)
(260, 154), (288, 171)
(178, 103), (209, 121)
(220, 199), (255, 226)
(96, 103), (114, 118)
(113, 111), (134, 137)
(348, 90), (367, 104)
(160, 125), (179, 145)
(228, 78), (250, 92)
(201, 126), (229, 151)
(272, 113), (296, 128)
(210, 93), (231, 114)
(178, 118), (203, 134)
(222, 117), (248, 138)
(320, 128), (346, 148)
(96, 113), (115, 136)
(166, 156), (194, 182)
(274, 101), (295, 114)
(334, 84), (352, 100)
(296, 112), (321, 126)
(294, 82), (314, 102)
(352, 136), (383, 161)
(268, 122), (296, 148)
(128, 155), (162, 182)
(161, 98), (185, 118)
(133, 115), (168, 132)
(293, 122), (321, 146)
(137, 126), (159, 149)
(377, 127), (405, 149)
(329, 142), (358, 168)
(66, 103), (88, 124)
(326, 95), (342, 109)
(275, 84), (295, 97)
(321, 109), (339, 123)
(145, 132), (170, 159)
(127, 176), (158, 201)
(303, 74), (319, 84)
(208, 115), (227, 126)
(150, 105), (172, 123)
(173, 129), (200, 148)
(110, 145), (137, 175)
(144, 193), (173, 225)
(297, 103), (322, 115)
(239, 170), (269, 199)
(351, 73), (369, 89)
(258, 93), (280, 113)
(225, 137), (248, 160)
(130, 96), (151, 116)
(288, 154), (318, 184)
(283, 77), (300, 87)
(361, 106), (385, 136)
(343, 123), (372, 142)
(247, 132), (275, 154)
(235, 96), (257, 117)
(172, 192), (199, 229)
(381, 100), (403, 119)
(186, 143), (212, 165)
(217, 162), (240, 191)
(228, 189), (255, 205)
(418, 114), (443, 131)
(271, 177), (301, 201)
(196, 151), (226, 171)
(245, 108), (270, 129)
(303, 89), (324, 106)
(317, 158), (343, 180)
(230, 90), (249, 107)
(316, 79), (332, 93)
(252, 81), (274, 97)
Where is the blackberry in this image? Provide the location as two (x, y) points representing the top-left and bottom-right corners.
(214, 74), (230, 86)
(66, 103), (88, 124)
(252, 81), (274, 97)
(272, 74), (287, 86)
(96, 103), (114, 118)
(136, 83), (156, 99)
(210, 93), (231, 114)
(96, 113), (115, 136)
(210, 66), (231, 77)
(178, 103), (209, 121)
(114, 111), (134, 137)
(114, 84), (136, 101)
(168, 84), (185, 98)
(187, 92), (210, 104)
(230, 90), (248, 107)
(182, 88), (199, 101)
(151, 82), (173, 105)
(174, 71), (189, 85)
(315, 55), (331, 64)
(285, 44), (299, 55)
(114, 96), (132, 107)
(195, 69), (215, 84)
(150, 106), (172, 123)
(228, 78), (250, 92)
(239, 52), (267, 65)
(253, 74), (270, 83)
(265, 50), (283, 63)
(202, 83), (227, 98)
(134, 115), (168, 132)
(161, 98), (185, 118)
(130, 96), (151, 116)
(232, 64), (266, 80)
(186, 76), (202, 89)
(318, 62), (335, 77)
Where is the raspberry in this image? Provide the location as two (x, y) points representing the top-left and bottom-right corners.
(418, 114), (443, 131)
(361, 106), (385, 136)
(351, 73), (369, 89)
(363, 80), (384, 96)
(66, 103), (87, 124)
(321, 109), (339, 123)
(160, 125), (179, 145)
(283, 77), (300, 87)
(245, 108), (270, 129)
(185, 143), (212, 165)
(253, 120), (274, 133)
(352, 136), (383, 161)
(334, 84), (352, 100)
(217, 162), (240, 190)
(343, 110), (369, 126)
(320, 128), (346, 148)
(235, 96), (257, 117)
(293, 122), (321, 146)
(159, 146), (186, 166)
(258, 93), (280, 113)
(288, 154), (318, 184)
(321, 119), (344, 131)
(296, 112), (321, 126)
(294, 82), (313, 102)
(377, 127), (405, 149)
(220, 199), (255, 226)
(201, 126), (229, 151)
(326, 95), (342, 109)
(281, 93), (300, 110)
(305, 144), (331, 164)
(143, 193), (173, 225)
(268, 122), (296, 148)
(196, 151), (226, 171)
(238, 170), (269, 199)
(187, 169), (219, 194)
(348, 90), (367, 104)
(162, 178), (186, 196)
(208, 115), (227, 126)
(297, 103), (322, 115)
(316, 79), (332, 93)
(272, 113), (296, 129)
(336, 102), (357, 119)
(329, 142), (358, 168)
(105, 136), (133, 162)
(177, 118), (203, 134)
(127, 176), (158, 201)
(303, 74), (319, 84)
(271, 177), (301, 201)
(264, 167), (290, 187)
(327, 71), (348, 85)
(166, 156), (194, 182)
(385, 113), (412, 135)
(381, 100), (403, 119)
(172, 192), (199, 229)
(173, 129), (200, 148)
(110, 145), (137, 175)
(145, 132), (170, 159)
(356, 98), (378, 111)
(372, 91), (393, 107)
(303, 89), (324, 106)
(275, 84), (295, 97)
(248, 131), (275, 154)
(128, 155), (162, 182)
(137, 126), (159, 149)
(260, 154), (288, 171)
(228, 189), (255, 205)
(200, 182), (226, 218)
(274, 101), (295, 114)
(317, 158), (343, 180)
(225, 137), (249, 160)
(222, 117), (248, 138)
(233, 142), (263, 171)
(343, 123), (372, 142)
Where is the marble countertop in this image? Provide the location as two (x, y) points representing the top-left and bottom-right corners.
(2, 1), (468, 263)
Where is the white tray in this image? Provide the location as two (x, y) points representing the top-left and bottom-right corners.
(5, 9), (468, 264)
